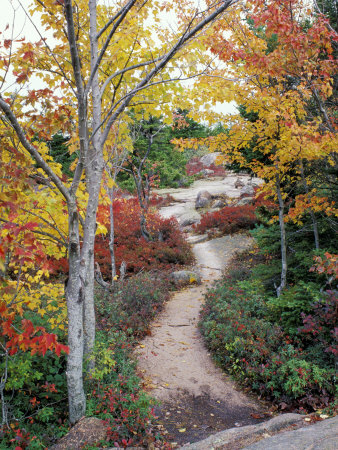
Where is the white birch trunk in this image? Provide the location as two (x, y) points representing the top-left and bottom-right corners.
(109, 189), (117, 284)
(82, 0), (103, 366)
(66, 201), (86, 424)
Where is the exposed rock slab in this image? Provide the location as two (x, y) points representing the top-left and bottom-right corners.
(243, 415), (338, 450)
(200, 152), (222, 166)
(179, 210), (201, 227)
(195, 190), (213, 209)
(157, 176), (262, 225)
(179, 414), (305, 449)
(50, 417), (107, 449)
(170, 270), (202, 287)
(240, 184), (255, 197)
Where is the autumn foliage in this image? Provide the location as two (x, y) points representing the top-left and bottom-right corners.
(193, 194), (276, 237)
(201, 251), (337, 411)
(0, 303), (68, 357)
(193, 205), (258, 236)
(185, 157), (226, 177)
(96, 197), (193, 279)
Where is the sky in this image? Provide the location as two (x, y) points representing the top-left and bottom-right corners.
(1, 0), (238, 117)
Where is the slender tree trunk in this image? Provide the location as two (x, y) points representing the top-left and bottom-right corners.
(66, 201), (86, 424)
(109, 189), (117, 284)
(132, 171), (151, 240)
(299, 160), (320, 250)
(81, 163), (103, 365)
(82, 0), (103, 367)
(140, 212), (150, 241)
(275, 173), (287, 297)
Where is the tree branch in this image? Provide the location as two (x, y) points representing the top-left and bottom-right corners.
(86, 0), (138, 95)
(100, 0), (240, 146)
(100, 57), (162, 99)
(0, 97), (70, 202)
(64, 0), (87, 198)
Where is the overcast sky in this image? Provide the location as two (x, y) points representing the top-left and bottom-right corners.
(1, 0), (238, 117)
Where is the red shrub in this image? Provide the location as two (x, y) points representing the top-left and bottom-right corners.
(193, 205), (258, 236)
(186, 157), (226, 177)
(49, 196), (193, 280)
(149, 193), (175, 208)
(186, 157), (203, 175)
(95, 198), (193, 280)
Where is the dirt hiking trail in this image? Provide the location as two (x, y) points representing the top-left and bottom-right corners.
(136, 178), (267, 447)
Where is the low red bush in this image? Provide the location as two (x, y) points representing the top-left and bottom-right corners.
(186, 157), (226, 176)
(193, 204), (258, 236)
(50, 196), (193, 280)
(95, 197), (193, 280)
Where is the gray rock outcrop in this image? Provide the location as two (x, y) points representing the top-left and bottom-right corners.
(179, 210), (201, 227)
(200, 152), (222, 166)
(244, 415), (338, 450)
(240, 183), (255, 197)
(235, 177), (245, 189)
(195, 190), (212, 209)
(51, 417), (107, 449)
(170, 270), (202, 287)
(236, 197), (254, 206)
(201, 168), (215, 176)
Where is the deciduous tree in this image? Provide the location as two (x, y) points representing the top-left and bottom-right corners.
(174, 0), (337, 296)
(0, 0), (240, 423)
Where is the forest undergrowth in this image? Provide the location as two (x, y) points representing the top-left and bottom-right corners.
(0, 195), (191, 449)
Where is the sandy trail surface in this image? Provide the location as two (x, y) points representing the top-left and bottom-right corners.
(136, 178), (266, 446)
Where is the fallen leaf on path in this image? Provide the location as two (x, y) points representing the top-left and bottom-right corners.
(250, 413), (265, 419)
(178, 428), (186, 433)
(139, 344), (145, 348)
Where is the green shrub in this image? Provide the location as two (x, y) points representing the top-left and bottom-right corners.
(200, 277), (336, 410)
(85, 331), (165, 448)
(251, 220), (337, 290)
(267, 281), (322, 335)
(92, 274), (173, 447)
(97, 272), (170, 338)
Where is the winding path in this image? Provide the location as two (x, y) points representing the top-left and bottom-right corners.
(136, 177), (265, 446)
